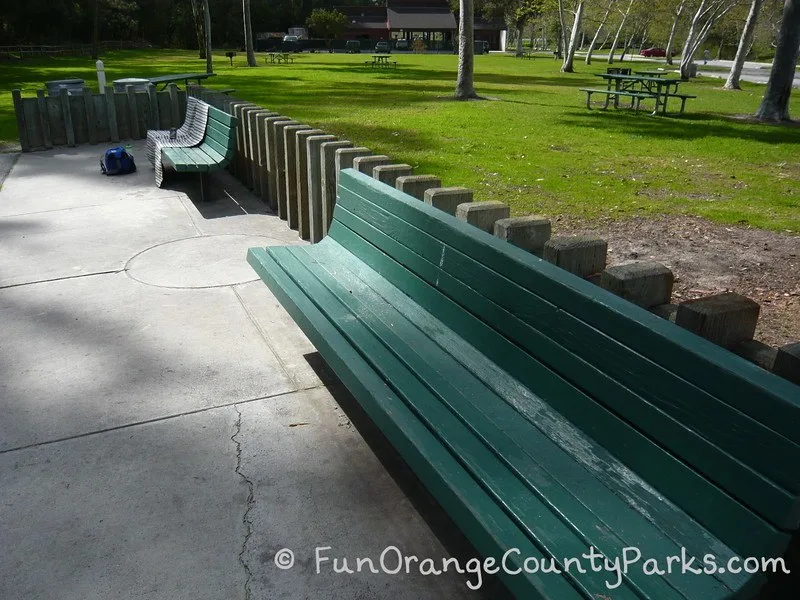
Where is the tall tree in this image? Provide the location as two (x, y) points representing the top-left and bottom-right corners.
(755, 0), (800, 120)
(203, 0), (213, 74)
(189, 0), (206, 58)
(481, 0), (543, 56)
(607, 0), (636, 63)
(456, 0), (480, 99)
(306, 8), (348, 48)
(724, 0), (764, 88)
(561, 0), (585, 71)
(585, 0), (617, 65)
(679, 0), (740, 79)
(243, 0), (256, 66)
(665, 0), (689, 65)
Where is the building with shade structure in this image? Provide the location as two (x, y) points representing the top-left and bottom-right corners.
(338, 0), (506, 51)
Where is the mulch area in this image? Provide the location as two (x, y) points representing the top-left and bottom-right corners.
(556, 213), (800, 347)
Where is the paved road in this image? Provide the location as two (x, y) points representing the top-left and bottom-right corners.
(576, 53), (800, 88)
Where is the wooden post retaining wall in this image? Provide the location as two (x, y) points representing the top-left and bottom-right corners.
(11, 84), (187, 151)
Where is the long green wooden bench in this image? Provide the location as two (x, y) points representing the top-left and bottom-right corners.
(248, 168), (800, 599)
(160, 105), (237, 202)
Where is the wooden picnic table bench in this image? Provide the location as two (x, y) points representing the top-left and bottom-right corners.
(635, 70), (670, 77)
(266, 52), (294, 64)
(249, 168), (800, 600)
(148, 72), (216, 90)
(580, 88), (653, 112)
(366, 54), (397, 68)
(159, 104), (237, 202)
(590, 73), (695, 115)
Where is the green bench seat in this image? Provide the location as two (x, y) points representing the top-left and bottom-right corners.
(161, 104), (237, 201)
(248, 169), (800, 599)
(580, 88), (654, 112)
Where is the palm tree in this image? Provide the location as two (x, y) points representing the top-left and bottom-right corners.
(455, 0), (479, 99)
(243, 0), (257, 67)
(202, 0), (213, 74)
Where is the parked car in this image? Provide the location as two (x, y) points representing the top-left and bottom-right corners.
(374, 41), (391, 54)
(395, 39), (410, 51)
(345, 40), (361, 54)
(641, 47), (674, 58)
(282, 35), (299, 52)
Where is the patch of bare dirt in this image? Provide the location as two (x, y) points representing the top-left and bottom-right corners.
(554, 214), (800, 347)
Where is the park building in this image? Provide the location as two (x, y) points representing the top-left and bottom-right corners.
(338, 0), (507, 52)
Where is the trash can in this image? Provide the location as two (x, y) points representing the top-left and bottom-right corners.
(45, 78), (85, 96)
(687, 63), (698, 78)
(112, 77), (151, 92)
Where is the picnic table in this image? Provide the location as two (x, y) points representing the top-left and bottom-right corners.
(635, 70), (670, 77)
(366, 54), (397, 68)
(266, 52), (294, 64)
(585, 73), (695, 115)
(148, 73), (216, 90)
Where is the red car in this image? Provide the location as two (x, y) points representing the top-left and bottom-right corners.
(641, 47), (672, 58)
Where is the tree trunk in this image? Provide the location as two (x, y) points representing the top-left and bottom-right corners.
(455, 0), (479, 99)
(716, 33), (724, 59)
(607, 17), (626, 64)
(620, 27), (636, 61)
(203, 0), (213, 74)
(679, 0), (738, 78)
(607, 0), (635, 64)
(516, 25), (525, 56)
(243, 0), (256, 66)
(91, 0), (99, 60)
(665, 0), (687, 65)
(755, 0), (800, 120)
(562, 1), (584, 72)
(585, 0), (615, 65)
(725, 0), (763, 89)
(189, 0), (206, 58)
(557, 0), (568, 58)
(679, 1), (705, 77)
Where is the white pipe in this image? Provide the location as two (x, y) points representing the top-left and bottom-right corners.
(96, 59), (106, 93)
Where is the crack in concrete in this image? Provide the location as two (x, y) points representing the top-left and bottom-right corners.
(0, 385), (324, 456)
(232, 404), (254, 600)
(0, 269), (123, 290)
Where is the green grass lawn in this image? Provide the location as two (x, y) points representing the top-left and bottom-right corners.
(2, 49), (799, 232)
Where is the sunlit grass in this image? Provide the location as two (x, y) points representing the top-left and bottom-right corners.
(1, 49), (798, 231)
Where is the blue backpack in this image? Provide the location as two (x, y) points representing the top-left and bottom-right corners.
(100, 147), (136, 175)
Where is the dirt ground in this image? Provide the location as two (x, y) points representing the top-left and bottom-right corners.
(558, 214), (800, 348)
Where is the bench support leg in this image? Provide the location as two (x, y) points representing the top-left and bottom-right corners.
(198, 172), (210, 203)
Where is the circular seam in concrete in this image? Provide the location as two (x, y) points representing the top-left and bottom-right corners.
(125, 234), (284, 289)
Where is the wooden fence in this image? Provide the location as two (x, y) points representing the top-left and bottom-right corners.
(11, 84), (187, 152)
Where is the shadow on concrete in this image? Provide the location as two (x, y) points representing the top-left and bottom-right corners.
(303, 351), (513, 600)
(162, 169), (275, 220)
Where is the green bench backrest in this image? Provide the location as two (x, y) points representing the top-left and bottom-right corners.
(198, 105), (236, 163)
(329, 168), (800, 559)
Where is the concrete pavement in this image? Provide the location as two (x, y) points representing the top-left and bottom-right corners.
(0, 142), (492, 600)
